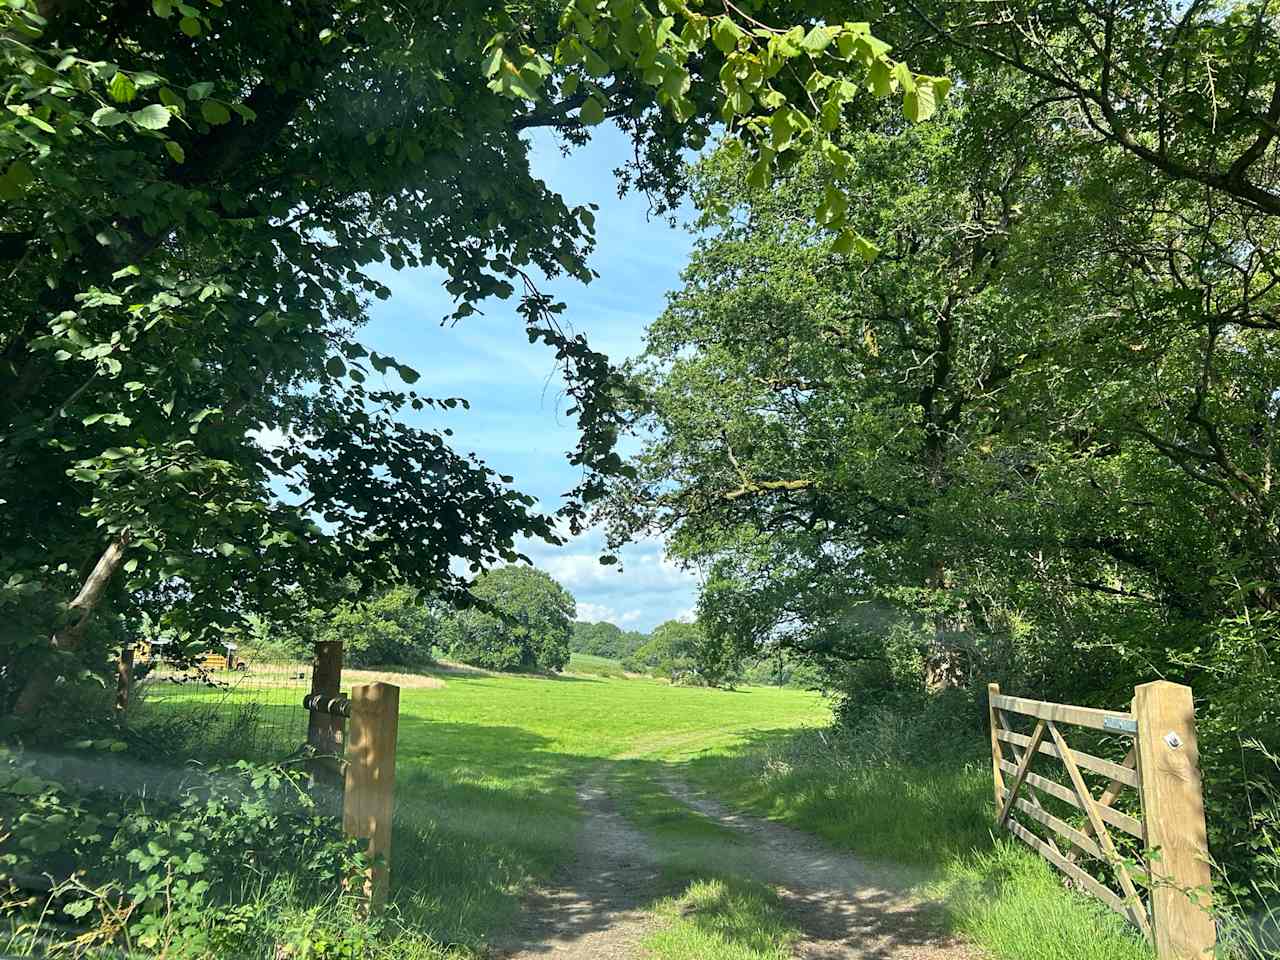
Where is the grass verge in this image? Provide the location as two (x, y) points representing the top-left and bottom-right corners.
(680, 728), (1154, 960)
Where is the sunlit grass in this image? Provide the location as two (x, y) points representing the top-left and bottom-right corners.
(645, 878), (800, 960)
(133, 666), (829, 953)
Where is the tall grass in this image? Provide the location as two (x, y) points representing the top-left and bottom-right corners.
(682, 710), (1157, 960)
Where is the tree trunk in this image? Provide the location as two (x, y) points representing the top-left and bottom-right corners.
(12, 533), (131, 717)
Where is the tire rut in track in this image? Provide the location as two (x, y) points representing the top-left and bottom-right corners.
(492, 776), (664, 960)
(492, 772), (976, 960)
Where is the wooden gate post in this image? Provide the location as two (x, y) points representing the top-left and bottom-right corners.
(1133, 681), (1216, 959)
(343, 682), (399, 910)
(987, 682), (1005, 813)
(307, 641), (345, 757)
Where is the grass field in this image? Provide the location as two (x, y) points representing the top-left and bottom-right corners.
(139, 665), (829, 953)
(133, 667), (1157, 960)
(565, 651), (630, 678)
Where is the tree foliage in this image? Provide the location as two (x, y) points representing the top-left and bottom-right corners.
(309, 587), (440, 669)
(608, 4), (1280, 887)
(570, 620), (647, 660)
(441, 566), (575, 672)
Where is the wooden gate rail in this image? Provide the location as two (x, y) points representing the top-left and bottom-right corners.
(988, 681), (1215, 960)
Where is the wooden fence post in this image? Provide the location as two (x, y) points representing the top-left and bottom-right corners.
(343, 682), (399, 911)
(988, 682), (1004, 814)
(307, 641), (344, 758)
(1133, 680), (1216, 959)
(115, 646), (134, 714)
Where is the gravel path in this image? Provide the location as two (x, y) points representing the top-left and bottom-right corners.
(661, 776), (977, 960)
(493, 777), (663, 960)
(493, 772), (977, 960)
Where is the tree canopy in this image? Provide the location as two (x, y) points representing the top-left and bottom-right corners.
(441, 565), (576, 672)
(607, 3), (1280, 885)
(570, 619), (647, 661)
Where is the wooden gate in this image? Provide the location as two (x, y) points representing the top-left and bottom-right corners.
(988, 681), (1215, 960)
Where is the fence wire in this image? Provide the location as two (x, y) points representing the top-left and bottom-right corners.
(134, 651), (315, 763)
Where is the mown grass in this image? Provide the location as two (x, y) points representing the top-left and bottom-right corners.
(133, 668), (829, 956)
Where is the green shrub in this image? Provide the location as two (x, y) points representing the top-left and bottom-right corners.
(0, 748), (364, 958)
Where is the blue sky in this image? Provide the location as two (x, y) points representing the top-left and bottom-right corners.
(359, 126), (700, 632)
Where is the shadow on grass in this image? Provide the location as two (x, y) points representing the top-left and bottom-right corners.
(103, 698), (1017, 960)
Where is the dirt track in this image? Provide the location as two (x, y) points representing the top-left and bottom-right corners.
(494, 773), (975, 960)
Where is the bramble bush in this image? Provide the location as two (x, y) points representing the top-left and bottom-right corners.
(0, 748), (366, 958)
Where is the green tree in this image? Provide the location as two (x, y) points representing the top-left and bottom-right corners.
(0, 0), (939, 724)
(570, 620), (647, 660)
(442, 566), (575, 672)
(311, 587), (440, 669)
(625, 618), (734, 685)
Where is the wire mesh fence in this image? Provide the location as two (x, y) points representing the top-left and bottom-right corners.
(133, 649), (316, 763)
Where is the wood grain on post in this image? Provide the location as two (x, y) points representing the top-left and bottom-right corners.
(1133, 681), (1216, 959)
(988, 683), (1004, 815)
(343, 681), (399, 910)
(308, 641), (344, 757)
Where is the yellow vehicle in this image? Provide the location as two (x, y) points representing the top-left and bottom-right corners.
(132, 639), (246, 671)
(200, 643), (247, 672)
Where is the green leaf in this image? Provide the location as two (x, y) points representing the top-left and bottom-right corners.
(151, 0), (172, 16)
(132, 104), (171, 130)
(0, 160), (34, 201)
(398, 363), (420, 384)
(832, 229), (880, 262)
(165, 140), (185, 163)
(216, 542), (235, 557)
(325, 355), (346, 378)
(579, 97), (605, 125)
(868, 59), (892, 98)
(711, 17), (743, 54)
(200, 100), (231, 125)
(63, 899), (96, 919)
(481, 46), (504, 78)
(187, 81), (214, 100)
(800, 25), (836, 54)
(91, 106), (128, 127)
(892, 61), (915, 93)
(179, 15), (200, 36)
(903, 81), (937, 123)
(108, 71), (137, 104)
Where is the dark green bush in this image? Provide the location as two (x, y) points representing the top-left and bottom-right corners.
(0, 748), (363, 957)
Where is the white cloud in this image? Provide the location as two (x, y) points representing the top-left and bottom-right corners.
(576, 601), (617, 622)
(249, 426), (289, 450)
